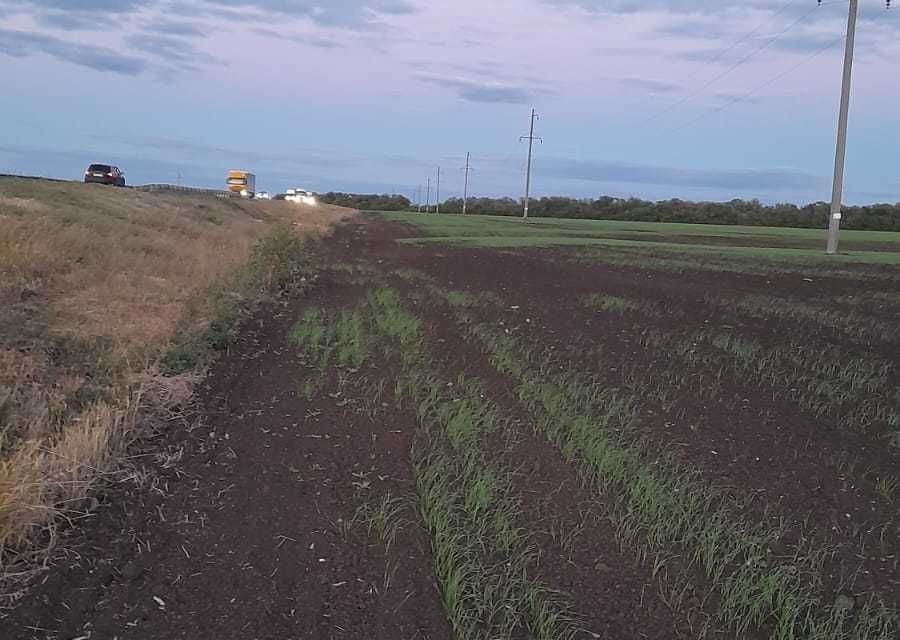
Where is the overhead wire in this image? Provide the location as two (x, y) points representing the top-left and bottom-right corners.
(665, 36), (846, 134)
(705, 0), (800, 66)
(664, 3), (892, 135)
(638, 0), (822, 126)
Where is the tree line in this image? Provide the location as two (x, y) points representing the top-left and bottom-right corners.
(316, 192), (411, 211)
(439, 196), (900, 231)
(318, 192), (900, 231)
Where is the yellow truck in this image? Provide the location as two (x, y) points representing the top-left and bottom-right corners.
(226, 170), (256, 198)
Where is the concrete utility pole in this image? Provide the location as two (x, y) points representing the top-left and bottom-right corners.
(825, 0), (862, 255)
(462, 152), (472, 215)
(520, 108), (542, 219)
(425, 177), (431, 213)
(436, 166), (441, 214)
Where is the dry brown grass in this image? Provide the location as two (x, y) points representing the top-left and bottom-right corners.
(0, 177), (353, 586)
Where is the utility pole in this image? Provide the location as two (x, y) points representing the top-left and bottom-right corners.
(462, 152), (472, 215)
(825, 0), (861, 255)
(425, 177), (431, 213)
(436, 166), (441, 214)
(520, 108), (542, 219)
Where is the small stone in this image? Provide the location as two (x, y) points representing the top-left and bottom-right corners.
(594, 560), (611, 573)
(834, 594), (855, 613)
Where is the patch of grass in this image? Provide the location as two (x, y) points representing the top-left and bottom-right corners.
(379, 212), (900, 265)
(354, 492), (410, 552)
(0, 177), (352, 587)
(580, 293), (668, 318)
(581, 295), (899, 435)
(290, 288), (580, 640)
(708, 331), (896, 433)
(706, 293), (897, 345)
(575, 246), (898, 280)
(439, 290), (898, 640)
(161, 224), (316, 375)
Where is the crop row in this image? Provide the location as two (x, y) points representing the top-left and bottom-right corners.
(288, 288), (578, 640)
(581, 294), (899, 437)
(429, 284), (898, 639)
(574, 246), (897, 282)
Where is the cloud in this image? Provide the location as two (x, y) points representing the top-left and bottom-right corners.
(416, 72), (543, 104)
(143, 18), (205, 37)
(202, 0), (417, 29)
(544, 1), (844, 15)
(597, 45), (661, 57)
(0, 27), (147, 74)
(14, 0), (151, 11)
(129, 33), (219, 67)
(9, 0), (418, 31)
(617, 77), (683, 95)
(34, 11), (103, 30)
(252, 27), (342, 49)
(538, 157), (826, 193)
(711, 90), (762, 106)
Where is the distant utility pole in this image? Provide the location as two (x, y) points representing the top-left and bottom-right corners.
(520, 108), (542, 219)
(436, 166), (441, 215)
(416, 185), (423, 212)
(425, 177), (431, 213)
(461, 152), (473, 215)
(824, 0), (890, 254)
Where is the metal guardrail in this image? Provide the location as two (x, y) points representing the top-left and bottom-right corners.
(0, 174), (74, 183)
(0, 175), (240, 198)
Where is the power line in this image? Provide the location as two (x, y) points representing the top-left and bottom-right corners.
(666, 32), (846, 134)
(706, 0), (799, 66)
(665, 3), (892, 135)
(640, 1), (824, 127)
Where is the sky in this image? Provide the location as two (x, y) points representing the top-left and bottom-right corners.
(0, 0), (898, 204)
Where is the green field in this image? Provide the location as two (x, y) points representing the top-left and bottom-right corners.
(376, 212), (900, 265)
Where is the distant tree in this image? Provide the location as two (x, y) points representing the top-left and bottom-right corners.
(316, 193), (411, 211)
(316, 190), (900, 230)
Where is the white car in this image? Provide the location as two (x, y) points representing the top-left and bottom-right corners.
(285, 188), (317, 205)
(256, 191), (271, 200)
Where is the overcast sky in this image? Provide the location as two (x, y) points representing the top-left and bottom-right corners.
(1, 0), (898, 203)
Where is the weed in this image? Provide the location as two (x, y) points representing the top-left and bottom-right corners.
(875, 477), (897, 503)
(581, 293), (641, 315)
(354, 492), (409, 552)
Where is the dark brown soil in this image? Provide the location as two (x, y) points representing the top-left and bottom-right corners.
(2, 215), (897, 639)
(387, 230), (900, 609)
(1, 241), (449, 640)
(409, 294), (710, 639)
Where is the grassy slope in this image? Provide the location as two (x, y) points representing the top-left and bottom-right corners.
(378, 212), (900, 265)
(0, 178), (353, 557)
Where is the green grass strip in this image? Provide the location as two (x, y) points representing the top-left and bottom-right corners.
(436, 289), (897, 640)
(288, 290), (578, 640)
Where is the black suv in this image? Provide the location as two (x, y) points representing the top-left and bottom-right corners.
(84, 164), (126, 186)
